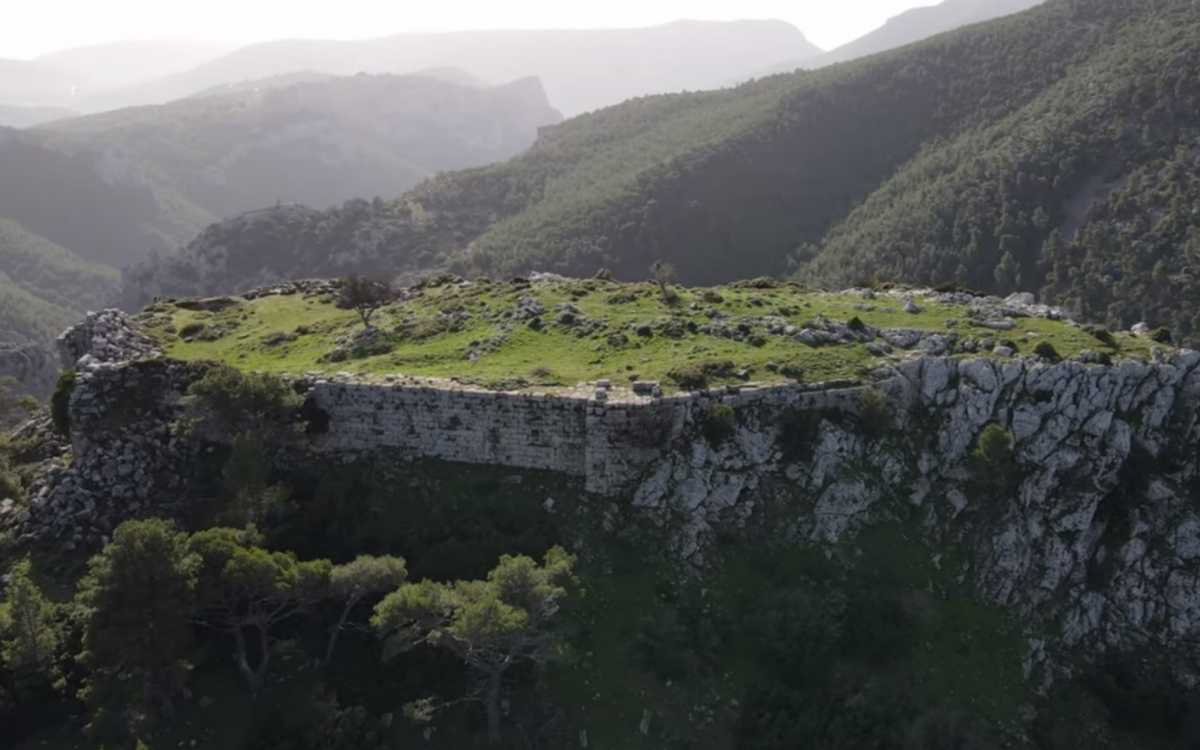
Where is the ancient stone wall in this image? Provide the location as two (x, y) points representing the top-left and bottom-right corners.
(304, 378), (592, 476)
(300, 374), (876, 495)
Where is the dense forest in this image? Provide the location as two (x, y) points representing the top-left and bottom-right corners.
(127, 0), (1200, 345)
(803, 0), (1200, 341)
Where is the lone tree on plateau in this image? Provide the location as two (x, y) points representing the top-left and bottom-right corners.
(339, 276), (393, 329)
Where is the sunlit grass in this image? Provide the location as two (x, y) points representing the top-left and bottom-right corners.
(141, 279), (1161, 392)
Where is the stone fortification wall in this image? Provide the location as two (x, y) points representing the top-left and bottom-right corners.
(304, 378), (592, 476)
(300, 374), (874, 495)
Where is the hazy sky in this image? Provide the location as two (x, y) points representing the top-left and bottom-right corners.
(3, 0), (937, 59)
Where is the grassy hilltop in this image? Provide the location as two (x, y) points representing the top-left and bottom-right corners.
(138, 276), (1157, 392)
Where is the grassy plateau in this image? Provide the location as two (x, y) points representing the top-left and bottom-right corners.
(137, 277), (1159, 393)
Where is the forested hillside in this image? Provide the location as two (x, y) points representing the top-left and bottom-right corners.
(0, 73), (560, 271)
(131, 0), (1199, 345)
(0, 219), (121, 393)
(802, 1), (1200, 341)
(0, 218), (119, 349)
(0, 220), (120, 334)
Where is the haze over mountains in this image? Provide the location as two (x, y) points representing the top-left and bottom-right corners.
(2, 73), (560, 270)
(77, 21), (820, 117)
(759, 0), (1046, 75)
(0, 40), (237, 110)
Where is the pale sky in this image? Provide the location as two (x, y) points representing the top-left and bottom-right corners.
(2, 0), (938, 60)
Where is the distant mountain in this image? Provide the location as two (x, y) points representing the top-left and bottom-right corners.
(0, 40), (234, 109)
(184, 67), (482, 101)
(0, 59), (80, 108)
(36, 40), (237, 91)
(0, 73), (560, 270)
(757, 0), (1045, 75)
(87, 21), (821, 116)
(133, 0), (1200, 347)
(185, 72), (340, 100)
(0, 104), (76, 128)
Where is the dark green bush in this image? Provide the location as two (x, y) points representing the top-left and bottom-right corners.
(1151, 327), (1173, 344)
(858, 388), (893, 439)
(1033, 341), (1061, 362)
(1090, 327), (1118, 349)
(184, 365), (302, 437)
(780, 363), (805, 381)
(668, 360), (739, 391)
(701, 403), (737, 446)
(668, 365), (707, 391)
(973, 423), (1015, 469)
(178, 321), (206, 339)
(779, 407), (822, 462)
(50, 370), (76, 437)
(0, 463), (23, 503)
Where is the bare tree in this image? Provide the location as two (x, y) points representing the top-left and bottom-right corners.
(650, 260), (678, 304)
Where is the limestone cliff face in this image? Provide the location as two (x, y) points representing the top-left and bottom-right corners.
(626, 353), (1200, 687)
(11, 309), (1200, 687)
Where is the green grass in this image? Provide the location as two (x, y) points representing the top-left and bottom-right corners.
(139, 279), (1160, 393)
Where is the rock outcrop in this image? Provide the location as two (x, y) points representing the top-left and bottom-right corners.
(55, 309), (161, 370)
(9, 300), (1200, 690)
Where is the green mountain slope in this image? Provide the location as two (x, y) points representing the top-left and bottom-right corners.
(133, 0), (1185, 300)
(0, 218), (119, 339)
(0, 219), (120, 320)
(803, 1), (1200, 341)
(0, 219), (123, 394)
(0, 73), (560, 271)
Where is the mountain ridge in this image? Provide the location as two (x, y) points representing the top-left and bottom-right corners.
(81, 21), (820, 116)
(0, 72), (561, 271)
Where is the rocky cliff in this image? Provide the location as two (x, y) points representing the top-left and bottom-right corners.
(8, 307), (1200, 691)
